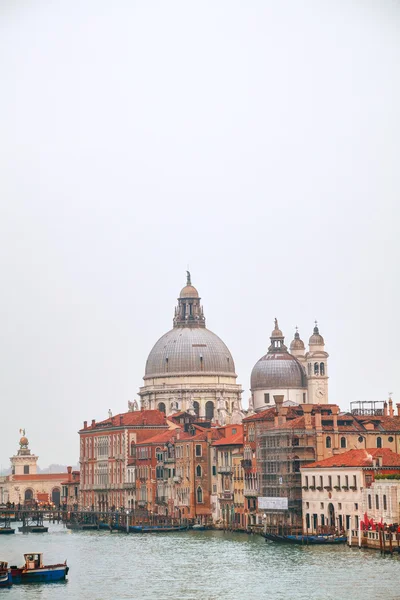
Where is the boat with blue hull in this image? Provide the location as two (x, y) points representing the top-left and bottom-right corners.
(10, 553), (69, 583)
(129, 524), (188, 533)
(263, 532), (347, 545)
(0, 562), (12, 587)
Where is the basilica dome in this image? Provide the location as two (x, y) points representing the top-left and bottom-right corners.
(145, 327), (236, 378)
(251, 320), (307, 391)
(251, 352), (306, 390)
(144, 272), (236, 379)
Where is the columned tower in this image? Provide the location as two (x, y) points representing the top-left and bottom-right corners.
(305, 322), (329, 403)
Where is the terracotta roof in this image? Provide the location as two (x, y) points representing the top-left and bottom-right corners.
(136, 429), (180, 446)
(213, 429), (243, 447)
(303, 448), (400, 469)
(12, 474), (66, 481)
(81, 410), (167, 431)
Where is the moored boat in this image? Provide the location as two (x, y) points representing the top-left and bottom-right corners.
(0, 562), (12, 587)
(10, 553), (69, 583)
(263, 532), (347, 545)
(129, 524), (188, 533)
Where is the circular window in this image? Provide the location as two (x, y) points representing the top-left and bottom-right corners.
(358, 436), (364, 443)
(388, 436), (394, 443)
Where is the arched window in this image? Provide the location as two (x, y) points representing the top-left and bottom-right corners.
(314, 363), (319, 375)
(377, 437), (382, 448)
(24, 488), (34, 503)
(320, 363), (325, 376)
(196, 465), (202, 477)
(158, 402), (166, 413)
(193, 401), (200, 417)
(293, 456), (300, 473)
(197, 487), (203, 503)
(205, 401), (214, 420)
(156, 447), (163, 462)
(52, 487), (61, 506)
(156, 466), (163, 480)
(340, 437), (346, 448)
(326, 436), (331, 449)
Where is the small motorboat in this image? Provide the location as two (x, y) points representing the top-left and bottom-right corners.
(263, 532), (347, 545)
(0, 562), (12, 587)
(10, 553), (69, 583)
(192, 524), (208, 531)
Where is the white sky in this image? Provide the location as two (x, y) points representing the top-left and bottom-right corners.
(0, 1), (399, 467)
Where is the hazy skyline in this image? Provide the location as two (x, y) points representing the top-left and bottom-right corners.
(1, 1), (399, 467)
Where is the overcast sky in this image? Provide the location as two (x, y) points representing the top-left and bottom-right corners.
(0, 1), (399, 468)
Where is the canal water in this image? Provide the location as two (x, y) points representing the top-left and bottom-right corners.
(1, 523), (399, 599)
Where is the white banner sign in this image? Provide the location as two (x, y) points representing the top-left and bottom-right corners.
(258, 497), (288, 510)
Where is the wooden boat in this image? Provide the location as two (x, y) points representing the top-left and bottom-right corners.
(0, 527), (15, 535)
(0, 562), (12, 588)
(263, 532), (347, 545)
(129, 524), (188, 533)
(18, 525), (49, 533)
(192, 524), (208, 531)
(10, 553), (69, 583)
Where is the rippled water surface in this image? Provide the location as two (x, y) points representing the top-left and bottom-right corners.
(1, 523), (400, 599)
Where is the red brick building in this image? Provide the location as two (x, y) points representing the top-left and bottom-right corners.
(79, 409), (170, 510)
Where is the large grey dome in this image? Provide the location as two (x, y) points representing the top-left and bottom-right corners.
(145, 327), (236, 378)
(251, 352), (307, 390)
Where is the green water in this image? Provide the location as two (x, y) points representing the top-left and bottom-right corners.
(1, 523), (399, 599)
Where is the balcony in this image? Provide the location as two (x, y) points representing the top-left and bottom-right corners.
(219, 491), (233, 500)
(156, 496), (167, 504)
(123, 482), (136, 490)
(173, 476), (182, 483)
(218, 466), (233, 475)
(244, 488), (259, 497)
(137, 501), (147, 508)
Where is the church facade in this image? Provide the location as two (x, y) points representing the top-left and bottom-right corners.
(250, 319), (329, 413)
(0, 434), (69, 507)
(138, 273), (244, 425)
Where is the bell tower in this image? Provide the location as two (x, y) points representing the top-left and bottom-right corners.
(10, 433), (38, 476)
(305, 322), (329, 404)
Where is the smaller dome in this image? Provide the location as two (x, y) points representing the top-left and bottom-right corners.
(179, 285), (199, 298)
(290, 330), (305, 351)
(309, 324), (324, 346)
(271, 318), (283, 338)
(19, 436), (29, 446)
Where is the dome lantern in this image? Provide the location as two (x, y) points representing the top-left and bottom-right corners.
(309, 320), (325, 347)
(173, 272), (205, 328)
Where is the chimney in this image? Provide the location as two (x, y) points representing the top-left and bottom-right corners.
(83, 421), (87, 430)
(67, 466), (72, 474)
(91, 419), (96, 428)
(397, 403), (400, 417)
(274, 395), (284, 413)
(388, 398), (394, 417)
(303, 404), (313, 430)
(383, 401), (388, 417)
(120, 415), (123, 426)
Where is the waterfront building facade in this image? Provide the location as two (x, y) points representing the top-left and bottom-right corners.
(61, 467), (80, 510)
(301, 448), (400, 533)
(78, 408), (169, 510)
(244, 399), (400, 531)
(139, 274), (244, 424)
(1, 434), (70, 506)
(212, 425), (245, 529)
(363, 477), (400, 526)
